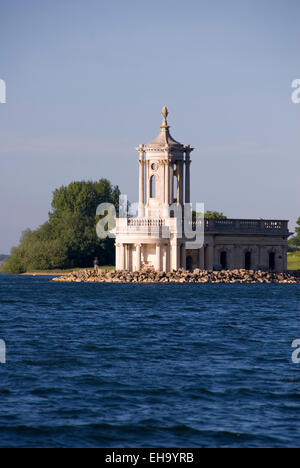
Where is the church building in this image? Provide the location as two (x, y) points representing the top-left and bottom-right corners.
(115, 108), (290, 273)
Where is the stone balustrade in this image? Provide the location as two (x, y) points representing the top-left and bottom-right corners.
(127, 218), (166, 227)
(191, 218), (289, 235)
(119, 217), (289, 235)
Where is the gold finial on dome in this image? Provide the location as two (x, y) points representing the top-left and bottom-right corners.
(162, 106), (168, 119)
(161, 106), (169, 127)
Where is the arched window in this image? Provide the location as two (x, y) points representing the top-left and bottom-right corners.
(150, 175), (156, 198)
(173, 174), (178, 202)
(269, 252), (276, 271)
(245, 251), (251, 270)
(220, 251), (227, 270)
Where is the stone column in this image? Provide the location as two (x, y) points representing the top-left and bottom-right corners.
(230, 245), (236, 270)
(185, 145), (193, 204)
(128, 244), (132, 271)
(155, 243), (162, 271)
(207, 244), (214, 270)
(281, 245), (287, 272)
(284, 246), (288, 271)
(179, 161), (184, 205)
(235, 245), (241, 269)
(119, 244), (125, 270)
(136, 244), (141, 271)
(175, 164), (180, 204)
(171, 242), (179, 270)
(253, 246), (260, 270)
(137, 145), (145, 217)
(115, 243), (119, 270)
(169, 164), (172, 204)
(163, 160), (169, 217)
(146, 160), (150, 204)
(185, 155), (191, 204)
(165, 243), (170, 272)
(124, 244), (128, 270)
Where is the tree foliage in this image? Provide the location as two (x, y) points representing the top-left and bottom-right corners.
(203, 211), (227, 219)
(288, 217), (300, 250)
(2, 179), (120, 273)
(192, 210), (227, 220)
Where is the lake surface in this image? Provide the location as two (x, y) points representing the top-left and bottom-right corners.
(0, 274), (299, 448)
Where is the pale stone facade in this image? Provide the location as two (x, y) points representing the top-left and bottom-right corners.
(115, 108), (290, 273)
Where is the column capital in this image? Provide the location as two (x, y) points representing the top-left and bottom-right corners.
(136, 144), (145, 159)
(185, 144), (194, 155)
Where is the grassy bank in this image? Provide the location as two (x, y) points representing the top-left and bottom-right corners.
(287, 251), (300, 270)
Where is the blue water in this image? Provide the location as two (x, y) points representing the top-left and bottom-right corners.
(0, 274), (299, 448)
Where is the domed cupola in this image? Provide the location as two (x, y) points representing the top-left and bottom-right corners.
(145, 106), (184, 150)
(136, 107), (193, 219)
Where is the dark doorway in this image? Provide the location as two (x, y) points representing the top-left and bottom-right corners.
(245, 251), (251, 270)
(186, 256), (193, 271)
(269, 252), (276, 271)
(220, 251), (227, 270)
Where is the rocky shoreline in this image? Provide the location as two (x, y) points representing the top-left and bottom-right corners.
(52, 268), (300, 284)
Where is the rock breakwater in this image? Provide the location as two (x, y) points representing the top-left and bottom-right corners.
(52, 269), (300, 284)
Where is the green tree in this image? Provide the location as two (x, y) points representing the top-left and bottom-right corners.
(192, 210), (227, 220)
(2, 179), (120, 273)
(204, 211), (227, 219)
(289, 217), (300, 249)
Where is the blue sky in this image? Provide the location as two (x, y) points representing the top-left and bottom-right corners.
(0, 0), (299, 253)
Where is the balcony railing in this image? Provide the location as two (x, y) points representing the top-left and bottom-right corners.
(117, 218), (289, 235)
(191, 218), (289, 234)
(127, 218), (166, 227)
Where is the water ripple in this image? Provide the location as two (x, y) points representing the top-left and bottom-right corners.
(0, 275), (299, 447)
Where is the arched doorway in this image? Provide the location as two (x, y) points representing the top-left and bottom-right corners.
(186, 255), (193, 271)
(245, 251), (251, 270)
(269, 252), (276, 271)
(220, 251), (227, 270)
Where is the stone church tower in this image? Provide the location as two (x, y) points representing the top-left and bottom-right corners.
(136, 106), (193, 220)
(115, 107), (193, 272)
(115, 107), (290, 273)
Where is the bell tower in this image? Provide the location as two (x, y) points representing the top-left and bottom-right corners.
(116, 107), (195, 273)
(136, 107), (193, 218)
